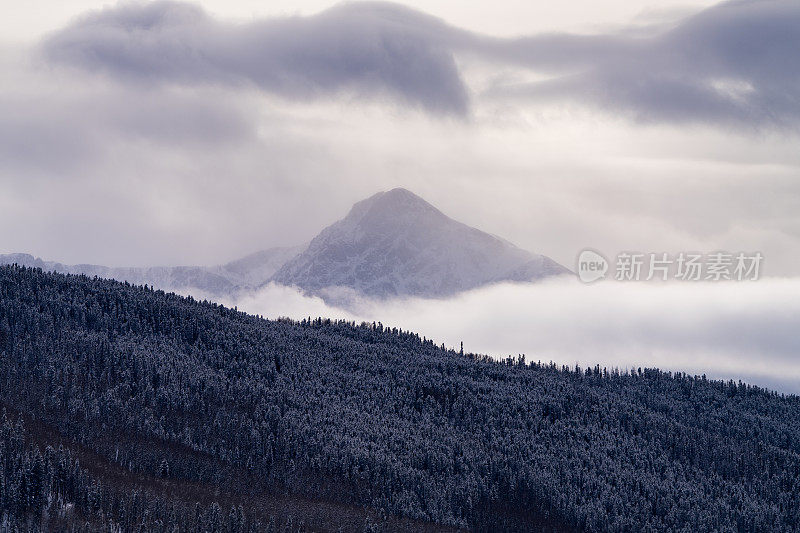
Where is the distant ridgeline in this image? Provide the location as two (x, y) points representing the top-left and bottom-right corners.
(1, 266), (799, 532)
(0, 188), (570, 306)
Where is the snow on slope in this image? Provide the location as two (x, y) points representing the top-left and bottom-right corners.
(270, 188), (569, 299)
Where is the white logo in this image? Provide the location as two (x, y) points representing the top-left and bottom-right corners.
(577, 249), (608, 283)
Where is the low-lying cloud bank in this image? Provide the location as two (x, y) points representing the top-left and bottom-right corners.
(231, 277), (800, 393)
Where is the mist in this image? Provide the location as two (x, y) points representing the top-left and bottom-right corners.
(230, 278), (800, 393)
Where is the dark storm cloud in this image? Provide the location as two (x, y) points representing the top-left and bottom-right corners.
(482, 0), (800, 128)
(42, 1), (469, 115)
(42, 0), (800, 128)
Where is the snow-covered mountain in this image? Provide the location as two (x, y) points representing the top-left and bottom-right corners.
(0, 248), (300, 298)
(1, 188), (568, 302)
(270, 188), (568, 299)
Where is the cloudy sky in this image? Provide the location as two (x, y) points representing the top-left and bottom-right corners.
(2, 0), (799, 273)
(2, 0), (799, 390)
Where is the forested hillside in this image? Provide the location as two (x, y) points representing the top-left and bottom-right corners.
(1, 265), (799, 532)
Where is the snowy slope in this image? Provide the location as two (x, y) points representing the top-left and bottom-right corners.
(270, 188), (569, 299)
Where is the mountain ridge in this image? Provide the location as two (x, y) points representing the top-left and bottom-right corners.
(2, 264), (798, 531)
(1, 188), (568, 301)
(270, 187), (569, 299)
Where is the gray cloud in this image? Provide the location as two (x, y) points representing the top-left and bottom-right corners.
(42, 1), (469, 115)
(479, 0), (800, 128)
(41, 0), (800, 128)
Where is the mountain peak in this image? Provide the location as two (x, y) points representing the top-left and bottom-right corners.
(347, 187), (444, 225)
(379, 186), (418, 198)
(271, 188), (569, 300)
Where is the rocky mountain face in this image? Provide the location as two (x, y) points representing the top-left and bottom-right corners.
(270, 188), (568, 299)
(1, 188), (568, 301)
